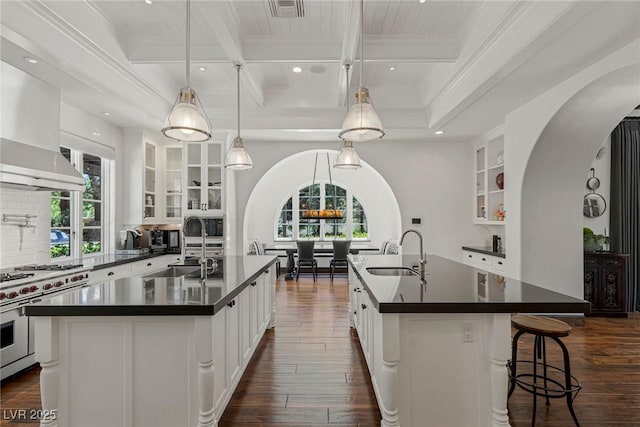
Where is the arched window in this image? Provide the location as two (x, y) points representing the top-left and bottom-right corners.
(275, 182), (368, 241)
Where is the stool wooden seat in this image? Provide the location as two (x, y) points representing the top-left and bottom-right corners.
(511, 314), (572, 337)
(508, 314), (581, 426)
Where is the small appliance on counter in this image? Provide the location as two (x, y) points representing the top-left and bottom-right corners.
(149, 228), (167, 253)
(164, 229), (181, 254)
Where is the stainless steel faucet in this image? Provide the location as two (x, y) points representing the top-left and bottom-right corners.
(400, 229), (427, 281)
(183, 216), (213, 280)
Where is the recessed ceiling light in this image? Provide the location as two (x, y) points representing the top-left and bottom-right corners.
(435, 130), (444, 135)
(23, 57), (38, 64)
(144, 0), (153, 4)
(419, 0), (427, 4)
(199, 66), (206, 71)
(92, 132), (101, 137)
(101, 112), (110, 116)
(389, 66), (396, 71)
(292, 66), (302, 73)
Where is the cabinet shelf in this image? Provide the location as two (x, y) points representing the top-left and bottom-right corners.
(489, 189), (504, 194)
(476, 169), (485, 174)
(488, 164), (504, 171)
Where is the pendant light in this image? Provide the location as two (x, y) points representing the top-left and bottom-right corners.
(339, 0), (384, 142)
(161, 0), (212, 142)
(225, 64), (253, 170)
(335, 64), (362, 169)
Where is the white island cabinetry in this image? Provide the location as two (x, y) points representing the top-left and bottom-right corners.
(348, 254), (588, 427)
(28, 256), (277, 427)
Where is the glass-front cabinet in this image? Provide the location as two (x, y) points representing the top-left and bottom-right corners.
(184, 141), (223, 215)
(474, 136), (505, 225)
(144, 142), (156, 221)
(164, 146), (182, 219)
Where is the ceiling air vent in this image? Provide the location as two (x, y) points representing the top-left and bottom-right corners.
(268, 0), (305, 18)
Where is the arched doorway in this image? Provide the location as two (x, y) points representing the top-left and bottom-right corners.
(517, 59), (640, 298)
(243, 149), (402, 251)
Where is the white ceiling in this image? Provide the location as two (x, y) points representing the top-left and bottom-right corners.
(1, 0), (639, 143)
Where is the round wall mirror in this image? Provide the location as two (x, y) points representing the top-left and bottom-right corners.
(583, 193), (606, 218)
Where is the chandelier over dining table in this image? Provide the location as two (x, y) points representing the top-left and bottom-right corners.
(301, 153), (344, 219)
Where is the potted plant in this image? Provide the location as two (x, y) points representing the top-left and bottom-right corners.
(583, 227), (609, 252)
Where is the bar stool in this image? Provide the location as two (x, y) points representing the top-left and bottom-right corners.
(508, 314), (582, 426)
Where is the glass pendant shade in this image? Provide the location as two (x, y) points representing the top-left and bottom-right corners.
(162, 87), (212, 142)
(225, 137), (253, 170)
(334, 141), (361, 169)
(339, 87), (384, 142)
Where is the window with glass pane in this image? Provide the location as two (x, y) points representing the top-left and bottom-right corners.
(298, 184), (320, 239)
(51, 192), (72, 258)
(324, 184), (347, 239)
(82, 153), (102, 254)
(277, 197), (293, 239)
(353, 196), (368, 239)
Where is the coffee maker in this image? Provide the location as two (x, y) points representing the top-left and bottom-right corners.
(150, 228), (167, 253)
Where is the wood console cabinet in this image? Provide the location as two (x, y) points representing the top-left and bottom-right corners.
(584, 252), (629, 317)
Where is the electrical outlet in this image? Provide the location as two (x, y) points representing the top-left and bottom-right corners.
(462, 322), (473, 342)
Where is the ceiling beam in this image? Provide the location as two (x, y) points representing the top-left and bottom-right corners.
(126, 36), (460, 65)
(337, 0), (360, 107)
(196, 1), (264, 107)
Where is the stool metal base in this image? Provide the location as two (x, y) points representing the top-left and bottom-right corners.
(508, 330), (582, 427)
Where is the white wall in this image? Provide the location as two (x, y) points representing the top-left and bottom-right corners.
(583, 136), (611, 236)
(505, 39), (640, 299)
(0, 189), (51, 268)
(243, 149), (401, 252)
(232, 140), (482, 262)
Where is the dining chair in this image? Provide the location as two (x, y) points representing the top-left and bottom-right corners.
(330, 240), (351, 280)
(249, 239), (280, 277)
(296, 240), (317, 281)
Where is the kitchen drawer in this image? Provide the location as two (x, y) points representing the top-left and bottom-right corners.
(89, 264), (132, 284)
(491, 257), (507, 273)
(462, 251), (491, 270)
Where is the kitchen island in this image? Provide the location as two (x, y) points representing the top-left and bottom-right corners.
(348, 254), (590, 427)
(25, 255), (277, 427)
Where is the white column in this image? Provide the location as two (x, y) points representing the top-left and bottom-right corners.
(34, 317), (60, 427)
(489, 313), (512, 427)
(194, 317), (215, 427)
(379, 314), (400, 427)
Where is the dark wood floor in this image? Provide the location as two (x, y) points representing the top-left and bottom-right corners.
(2, 275), (640, 426)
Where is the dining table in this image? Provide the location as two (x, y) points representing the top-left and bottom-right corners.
(264, 242), (380, 280)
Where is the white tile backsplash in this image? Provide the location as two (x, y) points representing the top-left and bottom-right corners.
(0, 188), (51, 268)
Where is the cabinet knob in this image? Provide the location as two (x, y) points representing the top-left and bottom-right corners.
(468, 254), (472, 258)
(361, 304), (367, 309)
(482, 258), (487, 261)
(227, 299), (236, 308)
(250, 282), (257, 287)
(498, 261), (503, 265)
(147, 262), (152, 267)
(107, 272), (114, 276)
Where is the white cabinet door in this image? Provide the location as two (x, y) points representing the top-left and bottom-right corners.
(226, 297), (241, 387)
(239, 289), (252, 368)
(256, 272), (266, 332)
(163, 145), (183, 222)
(184, 142), (223, 215)
(143, 141), (157, 222)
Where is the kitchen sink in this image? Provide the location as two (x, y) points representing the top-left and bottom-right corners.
(365, 267), (419, 277)
(144, 266), (200, 278)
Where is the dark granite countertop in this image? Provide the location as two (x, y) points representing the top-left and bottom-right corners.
(25, 256), (277, 316)
(348, 254), (590, 314)
(77, 252), (171, 271)
(462, 246), (506, 258)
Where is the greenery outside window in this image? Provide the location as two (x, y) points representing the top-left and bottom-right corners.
(51, 147), (108, 259)
(276, 182), (368, 241)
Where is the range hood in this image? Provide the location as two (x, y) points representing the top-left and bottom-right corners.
(0, 137), (85, 192)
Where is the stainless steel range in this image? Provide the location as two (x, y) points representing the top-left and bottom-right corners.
(0, 263), (91, 380)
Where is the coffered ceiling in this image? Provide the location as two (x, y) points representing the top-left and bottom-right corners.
(1, 0), (639, 143)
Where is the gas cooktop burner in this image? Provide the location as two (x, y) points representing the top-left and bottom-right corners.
(0, 272), (36, 283)
(14, 264), (84, 271)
